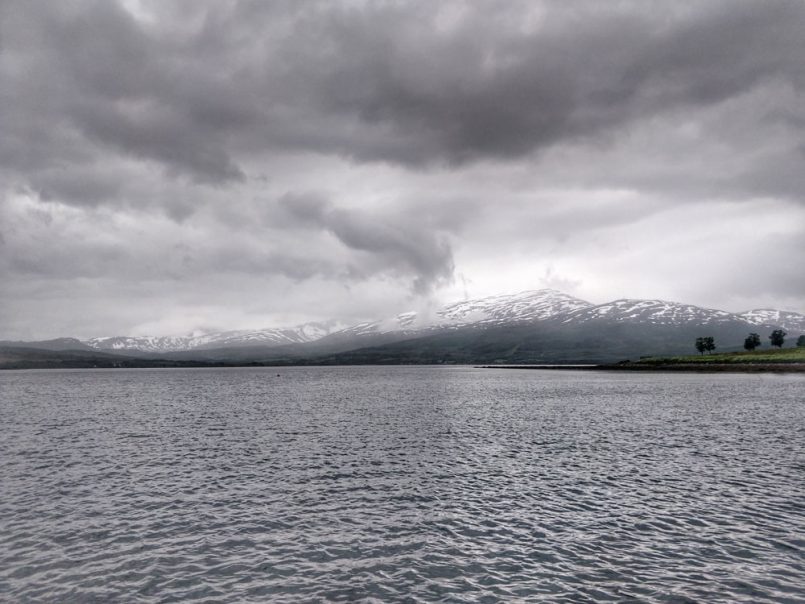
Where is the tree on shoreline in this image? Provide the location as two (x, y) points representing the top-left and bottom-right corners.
(695, 336), (715, 355)
(743, 333), (761, 351)
(769, 329), (786, 348)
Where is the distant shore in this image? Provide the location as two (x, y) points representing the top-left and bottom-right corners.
(482, 363), (805, 373)
(482, 346), (805, 373)
(3, 340), (804, 372)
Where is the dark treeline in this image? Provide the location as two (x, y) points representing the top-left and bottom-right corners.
(696, 328), (800, 354)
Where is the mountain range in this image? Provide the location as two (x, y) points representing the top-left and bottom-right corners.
(2, 289), (804, 367)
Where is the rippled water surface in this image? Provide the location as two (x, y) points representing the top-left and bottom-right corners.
(1, 367), (804, 602)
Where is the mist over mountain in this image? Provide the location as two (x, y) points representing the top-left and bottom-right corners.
(5, 289), (802, 366)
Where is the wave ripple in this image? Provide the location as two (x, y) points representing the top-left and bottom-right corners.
(1, 367), (804, 602)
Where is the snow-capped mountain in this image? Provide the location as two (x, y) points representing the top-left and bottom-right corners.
(86, 323), (336, 353)
(329, 313), (421, 339)
(328, 289), (593, 338)
(738, 309), (805, 333)
(325, 291), (805, 346)
(437, 289), (591, 324)
(80, 289), (804, 354)
(560, 299), (741, 326)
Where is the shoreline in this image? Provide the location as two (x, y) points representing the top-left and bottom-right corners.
(481, 363), (805, 373)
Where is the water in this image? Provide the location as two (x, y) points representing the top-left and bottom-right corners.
(1, 366), (803, 602)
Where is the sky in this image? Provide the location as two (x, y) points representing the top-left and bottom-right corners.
(1, 0), (804, 340)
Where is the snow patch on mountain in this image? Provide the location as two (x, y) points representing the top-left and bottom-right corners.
(326, 311), (427, 338)
(739, 309), (805, 333)
(561, 299), (740, 326)
(86, 322), (338, 353)
(327, 289), (594, 338)
(437, 289), (592, 325)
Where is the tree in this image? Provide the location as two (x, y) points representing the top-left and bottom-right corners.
(769, 329), (786, 348)
(743, 333), (761, 352)
(695, 336), (715, 355)
(798, 335), (805, 348)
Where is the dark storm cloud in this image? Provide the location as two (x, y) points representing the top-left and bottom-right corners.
(278, 192), (454, 294)
(0, 0), (246, 186)
(27, 169), (123, 206)
(282, 0), (805, 166)
(0, 187), (449, 294)
(2, 0), (804, 339)
(2, 0), (804, 187)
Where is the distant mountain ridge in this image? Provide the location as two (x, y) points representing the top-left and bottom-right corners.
(329, 290), (593, 339)
(559, 299), (739, 326)
(320, 290), (804, 338)
(5, 289), (803, 360)
(0, 337), (93, 351)
(84, 323), (336, 354)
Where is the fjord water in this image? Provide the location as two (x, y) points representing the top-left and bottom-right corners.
(1, 368), (803, 602)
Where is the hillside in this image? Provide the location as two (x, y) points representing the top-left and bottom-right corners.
(0, 346), (232, 370)
(308, 319), (780, 365)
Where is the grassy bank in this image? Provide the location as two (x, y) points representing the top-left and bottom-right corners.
(637, 347), (805, 364)
(591, 346), (805, 372)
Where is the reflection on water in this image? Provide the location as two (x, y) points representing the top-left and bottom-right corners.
(1, 367), (803, 602)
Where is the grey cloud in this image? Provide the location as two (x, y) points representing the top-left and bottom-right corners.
(72, 101), (245, 184)
(0, 187), (450, 292)
(241, 0), (805, 166)
(330, 213), (454, 295)
(720, 230), (805, 300)
(539, 266), (582, 294)
(2, 0), (804, 339)
(1, 0), (245, 186)
(277, 192), (331, 226)
(206, 247), (342, 283)
(278, 192), (454, 294)
(3, 0), (804, 190)
(28, 169), (123, 206)
(1, 232), (337, 286)
(739, 148), (805, 203)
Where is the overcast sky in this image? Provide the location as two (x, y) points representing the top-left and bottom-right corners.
(1, 0), (804, 339)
